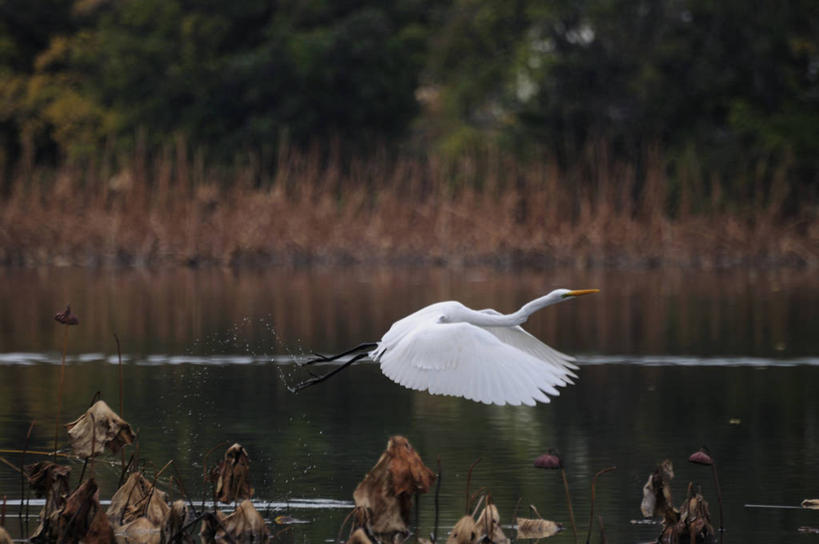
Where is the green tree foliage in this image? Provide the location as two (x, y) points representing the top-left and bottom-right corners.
(0, 0), (434, 161)
(426, 0), (819, 179)
(0, 0), (817, 201)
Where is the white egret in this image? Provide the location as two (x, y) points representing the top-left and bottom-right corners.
(294, 288), (599, 406)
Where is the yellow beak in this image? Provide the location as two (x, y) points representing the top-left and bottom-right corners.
(567, 289), (600, 297)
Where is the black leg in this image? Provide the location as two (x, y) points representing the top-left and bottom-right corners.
(291, 352), (370, 392)
(299, 342), (378, 366)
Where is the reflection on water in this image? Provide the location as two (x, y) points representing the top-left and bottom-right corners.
(1, 267), (818, 358)
(0, 267), (818, 543)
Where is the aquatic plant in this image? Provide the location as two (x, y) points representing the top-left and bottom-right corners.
(585, 466), (615, 544)
(53, 305), (78, 459)
(640, 459), (675, 518)
(688, 448), (724, 534)
(210, 443), (253, 504)
(351, 436), (435, 539)
(534, 450), (577, 544)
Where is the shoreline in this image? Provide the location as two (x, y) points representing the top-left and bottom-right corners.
(2, 223), (815, 270)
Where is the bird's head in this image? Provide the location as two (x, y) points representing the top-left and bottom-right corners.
(558, 288), (600, 299)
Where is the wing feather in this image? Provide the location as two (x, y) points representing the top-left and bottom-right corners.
(377, 321), (572, 406)
(479, 310), (580, 378)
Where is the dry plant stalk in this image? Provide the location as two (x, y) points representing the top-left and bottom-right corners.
(353, 436), (435, 537)
(66, 400), (135, 458)
(5, 144), (814, 269)
(0, 497), (10, 544)
(53, 305), (78, 459)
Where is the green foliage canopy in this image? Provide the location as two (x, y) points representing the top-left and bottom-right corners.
(0, 0), (817, 195)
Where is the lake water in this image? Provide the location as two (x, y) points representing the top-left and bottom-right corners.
(0, 267), (818, 543)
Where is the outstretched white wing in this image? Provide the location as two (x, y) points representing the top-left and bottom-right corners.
(377, 321), (575, 406)
(480, 310), (579, 382)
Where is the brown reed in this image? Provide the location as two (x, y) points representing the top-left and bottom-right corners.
(0, 142), (815, 269)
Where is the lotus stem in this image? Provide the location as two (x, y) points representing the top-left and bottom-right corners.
(433, 457), (441, 543)
(145, 460), (174, 517)
(465, 457), (481, 514)
(711, 463), (724, 533)
(585, 466), (615, 544)
(114, 333), (123, 416)
(172, 462), (199, 518)
(54, 326), (68, 459)
(560, 468), (578, 544)
(115, 333), (127, 484)
(21, 421), (34, 536)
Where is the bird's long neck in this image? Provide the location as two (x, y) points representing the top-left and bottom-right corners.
(463, 292), (562, 327)
(516, 293), (562, 320)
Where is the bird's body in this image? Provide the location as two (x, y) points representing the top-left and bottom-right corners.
(295, 288), (598, 406)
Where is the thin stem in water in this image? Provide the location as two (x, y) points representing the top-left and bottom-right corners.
(585, 467), (615, 544)
(54, 326), (68, 459)
(560, 468), (578, 544)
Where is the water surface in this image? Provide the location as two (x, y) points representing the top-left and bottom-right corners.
(0, 267), (817, 543)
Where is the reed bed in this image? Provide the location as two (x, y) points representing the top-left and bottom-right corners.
(1, 144), (816, 268)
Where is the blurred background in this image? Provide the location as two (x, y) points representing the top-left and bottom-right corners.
(0, 0), (816, 266)
(1, 2), (819, 543)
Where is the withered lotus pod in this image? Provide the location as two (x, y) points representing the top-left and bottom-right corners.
(533, 449), (576, 544)
(54, 305), (79, 326)
(687, 448), (723, 534)
(688, 450), (714, 465)
(533, 451), (562, 470)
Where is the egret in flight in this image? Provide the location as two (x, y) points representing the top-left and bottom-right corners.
(293, 288), (599, 406)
